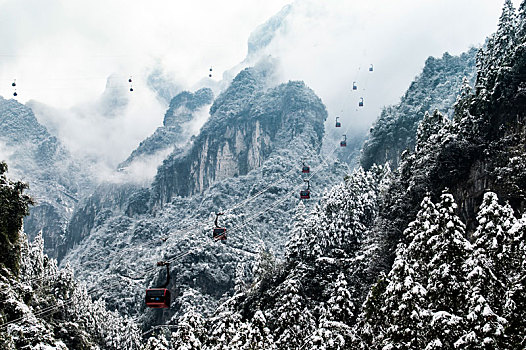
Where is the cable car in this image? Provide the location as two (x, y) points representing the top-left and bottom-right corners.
(13, 91), (17, 97)
(213, 212), (226, 240)
(130, 87), (134, 92)
(12, 80), (16, 87)
(302, 162), (310, 174)
(300, 180), (310, 199)
(340, 135), (347, 147)
(369, 64), (374, 72)
(128, 77), (132, 83)
(352, 82), (357, 90)
(359, 98), (364, 107)
(335, 117), (341, 128)
(145, 261), (171, 308)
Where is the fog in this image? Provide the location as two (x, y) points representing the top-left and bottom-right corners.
(0, 0), (519, 176)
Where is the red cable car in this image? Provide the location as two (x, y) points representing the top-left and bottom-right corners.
(145, 261), (171, 308)
(300, 180), (310, 199)
(213, 212), (227, 240)
(145, 288), (171, 308)
(340, 135), (347, 147)
(335, 116), (341, 128)
(302, 162), (310, 173)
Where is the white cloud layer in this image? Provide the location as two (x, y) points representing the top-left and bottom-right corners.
(0, 0), (519, 176)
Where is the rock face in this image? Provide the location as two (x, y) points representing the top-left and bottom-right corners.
(361, 49), (477, 170)
(118, 88), (213, 169)
(0, 97), (90, 259)
(152, 66), (326, 205)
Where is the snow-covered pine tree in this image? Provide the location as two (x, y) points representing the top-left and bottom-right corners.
(230, 310), (276, 350)
(377, 244), (429, 349)
(415, 110), (450, 153)
(273, 278), (315, 349)
(494, 0), (518, 66)
(172, 308), (205, 350)
(310, 272), (354, 350)
(144, 332), (170, 350)
(285, 201), (308, 262)
(477, 0), (517, 97)
(456, 192), (513, 349)
(519, 0), (526, 40)
(424, 192), (472, 349)
(472, 192), (516, 309)
(205, 298), (243, 350)
(504, 213), (526, 348)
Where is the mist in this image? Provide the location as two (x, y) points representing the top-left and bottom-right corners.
(0, 0), (518, 180)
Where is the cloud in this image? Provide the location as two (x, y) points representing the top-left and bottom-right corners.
(0, 0), (518, 179)
(253, 0), (520, 132)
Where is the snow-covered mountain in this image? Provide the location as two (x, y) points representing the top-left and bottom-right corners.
(2, 2), (525, 349)
(0, 97), (91, 260)
(61, 58), (351, 331)
(361, 48), (478, 170)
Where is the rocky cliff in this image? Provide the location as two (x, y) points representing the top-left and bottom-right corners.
(152, 64), (326, 205)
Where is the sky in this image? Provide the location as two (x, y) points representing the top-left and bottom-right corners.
(0, 0), (520, 177)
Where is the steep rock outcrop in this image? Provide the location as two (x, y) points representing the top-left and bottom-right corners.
(152, 67), (326, 205)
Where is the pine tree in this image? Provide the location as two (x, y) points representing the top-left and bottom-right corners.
(424, 192), (472, 348)
(504, 214), (526, 348)
(144, 332), (170, 350)
(311, 272), (355, 349)
(172, 308), (205, 350)
(286, 201), (307, 262)
(353, 273), (388, 349)
(456, 192), (514, 349)
(519, 0), (526, 40)
(415, 110), (450, 153)
(477, 0), (518, 97)
(472, 192), (516, 307)
(274, 278), (314, 349)
(205, 298), (243, 350)
(231, 311), (276, 350)
(494, 0), (518, 66)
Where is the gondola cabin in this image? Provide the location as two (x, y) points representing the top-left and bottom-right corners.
(145, 288), (171, 308)
(302, 165), (310, 173)
(359, 98), (364, 107)
(300, 190), (310, 199)
(213, 227), (227, 240)
(352, 82), (357, 90)
(335, 117), (341, 128)
(340, 134), (347, 147)
(369, 64), (374, 72)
